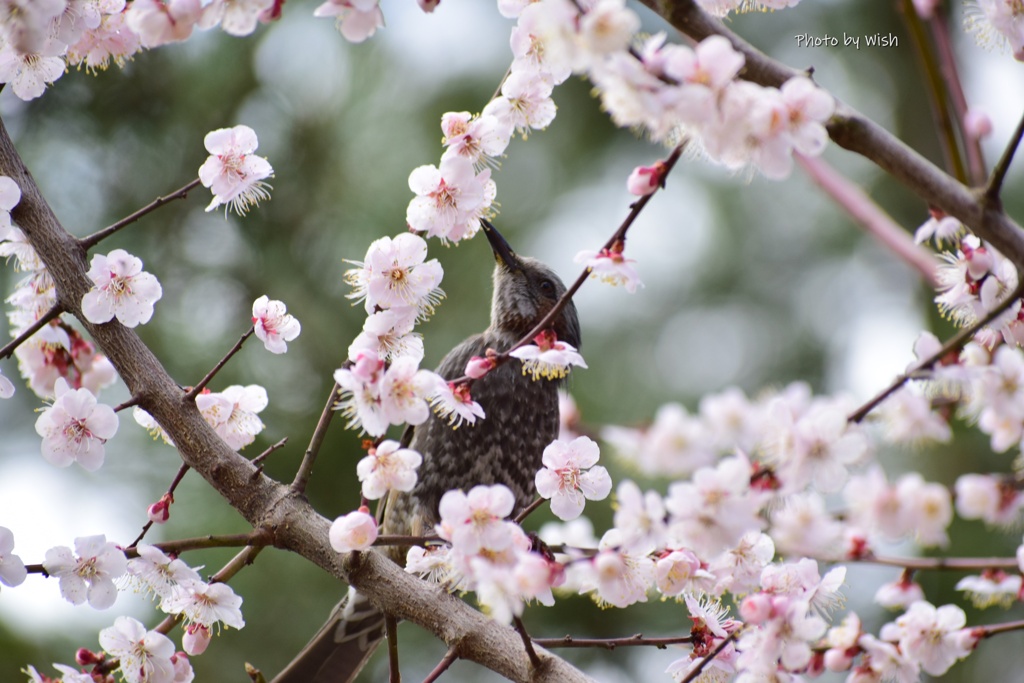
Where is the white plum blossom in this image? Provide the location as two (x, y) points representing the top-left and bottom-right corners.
(314, 0), (384, 43)
(440, 111), (511, 168)
(0, 44), (65, 101)
(914, 210), (963, 246)
(0, 366), (13, 399)
(406, 156), (497, 244)
(125, 0), (201, 47)
(875, 576), (926, 610)
(35, 378), (119, 471)
(581, 528), (655, 608)
(206, 384), (267, 450)
(436, 484), (515, 555)
(198, 0), (273, 36)
(430, 381), (486, 427)
(344, 232), (444, 319)
(251, 295), (301, 354)
(0, 0), (65, 54)
(654, 548), (713, 597)
(603, 402), (716, 477)
(955, 570), (1022, 608)
(81, 249), (163, 327)
(378, 356), (440, 427)
(770, 491), (846, 558)
(878, 387), (952, 445)
(161, 579), (245, 630)
(612, 479), (667, 553)
(99, 616), (176, 683)
(0, 526), (27, 589)
(965, 0), (1024, 60)
(348, 306), (423, 363)
(955, 473), (1024, 525)
(198, 124), (274, 215)
(535, 436), (611, 520)
(333, 354), (388, 436)
(509, 330), (587, 381)
(482, 68), (557, 138)
(43, 534), (127, 609)
(574, 245), (643, 293)
(356, 440), (422, 500)
(879, 601), (975, 676)
(126, 544), (203, 600)
(329, 507), (378, 552)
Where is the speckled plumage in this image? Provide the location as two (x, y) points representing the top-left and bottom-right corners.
(273, 227), (580, 683)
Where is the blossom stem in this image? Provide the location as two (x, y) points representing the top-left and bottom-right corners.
(513, 616), (543, 670)
(291, 382), (340, 494)
(184, 327), (255, 401)
(386, 615), (401, 683)
(422, 646), (459, 683)
(513, 496), (546, 525)
(0, 303), (61, 360)
(251, 437), (289, 468)
(79, 178), (203, 250)
(984, 109), (1024, 204)
(847, 280), (1024, 423)
(533, 633), (694, 649)
(373, 533), (441, 547)
(979, 619), (1024, 638)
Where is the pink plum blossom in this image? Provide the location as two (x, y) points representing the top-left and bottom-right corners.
(509, 329), (587, 380)
(344, 232), (444, 318)
(440, 111), (511, 168)
(407, 156), (497, 244)
(625, 161), (665, 196)
(0, 526), (26, 590)
(534, 436), (611, 520)
(252, 295), (301, 354)
(356, 440), (422, 500)
(313, 0), (383, 43)
(430, 381), (486, 427)
(161, 580), (245, 629)
(43, 535), (127, 609)
(574, 244), (643, 293)
(348, 306), (423, 363)
(0, 44), (65, 101)
(198, 124), (274, 215)
(329, 507), (378, 552)
(879, 601), (974, 676)
(125, 0), (202, 48)
(199, 0), (273, 36)
(436, 484), (516, 555)
(81, 249), (162, 327)
(35, 378), (118, 471)
(99, 616), (176, 683)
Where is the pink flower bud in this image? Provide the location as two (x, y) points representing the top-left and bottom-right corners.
(739, 592), (773, 624)
(418, 0), (441, 11)
(626, 162), (666, 196)
(76, 648), (102, 666)
(964, 108), (993, 140)
(183, 624), (211, 656)
(148, 494), (172, 524)
(465, 356), (495, 379)
(823, 647), (854, 672)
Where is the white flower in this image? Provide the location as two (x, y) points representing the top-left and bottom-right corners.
(251, 295), (301, 354)
(378, 356), (439, 428)
(534, 436), (611, 520)
(356, 440), (422, 500)
(344, 232), (445, 319)
(436, 485), (515, 555)
(574, 246), (643, 293)
(198, 124), (274, 215)
(440, 111), (511, 168)
(0, 526), (27, 589)
(348, 307), (423, 363)
(126, 544), (203, 600)
(329, 508), (378, 553)
(161, 580), (245, 630)
(509, 330), (587, 381)
(125, 0), (201, 47)
(35, 378), (119, 471)
(81, 249), (163, 327)
(313, 0), (383, 43)
(99, 616), (176, 683)
(582, 528), (654, 608)
(430, 381), (486, 428)
(406, 155), (497, 244)
(43, 534), (127, 609)
(206, 384), (267, 451)
(879, 601), (973, 677)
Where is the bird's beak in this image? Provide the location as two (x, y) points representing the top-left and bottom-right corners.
(481, 219), (521, 272)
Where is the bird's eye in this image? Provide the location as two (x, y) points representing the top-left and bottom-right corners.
(539, 279), (557, 298)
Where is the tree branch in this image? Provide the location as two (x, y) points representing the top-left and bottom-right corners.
(78, 178), (202, 250)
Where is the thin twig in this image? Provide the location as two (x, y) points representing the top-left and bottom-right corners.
(78, 178), (203, 250)
(848, 280), (1024, 422)
(679, 630), (740, 683)
(184, 327), (254, 401)
(421, 647), (458, 683)
(513, 496), (546, 525)
(0, 303), (61, 359)
(533, 633), (693, 650)
(112, 395), (140, 412)
(980, 619), (1024, 638)
(386, 615), (401, 683)
(128, 462), (191, 548)
(252, 437), (288, 468)
(373, 534), (441, 547)
(292, 381), (339, 493)
(984, 109), (1024, 203)
(849, 553), (1018, 571)
(513, 616), (542, 670)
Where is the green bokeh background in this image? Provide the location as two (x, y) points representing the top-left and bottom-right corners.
(1, 0), (1023, 680)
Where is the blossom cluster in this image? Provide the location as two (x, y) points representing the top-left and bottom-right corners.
(337, 232), (485, 435)
(135, 384), (268, 451)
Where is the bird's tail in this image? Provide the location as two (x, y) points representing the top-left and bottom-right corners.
(272, 586), (386, 683)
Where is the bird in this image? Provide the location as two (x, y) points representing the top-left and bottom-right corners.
(273, 221), (581, 683)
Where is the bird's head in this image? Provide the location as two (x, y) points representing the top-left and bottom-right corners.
(482, 220), (581, 349)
